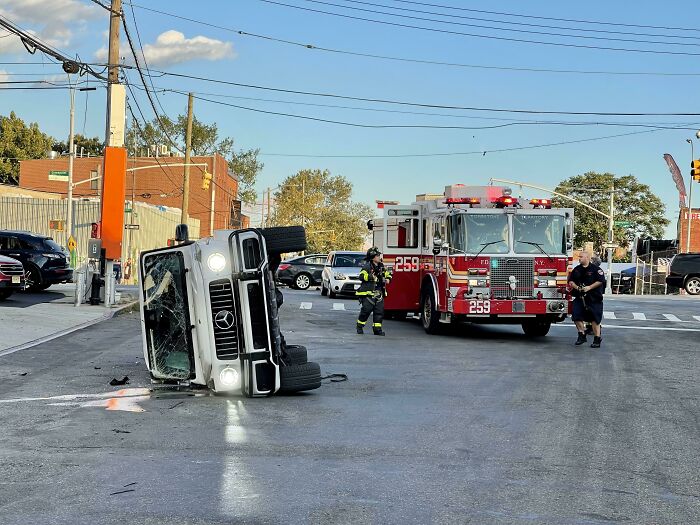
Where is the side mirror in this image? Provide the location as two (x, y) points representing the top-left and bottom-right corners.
(175, 224), (189, 242)
(367, 220), (374, 231)
(433, 237), (443, 248)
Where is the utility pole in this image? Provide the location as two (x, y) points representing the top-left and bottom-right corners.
(105, 0), (122, 147)
(266, 187), (271, 227)
(686, 139), (695, 253)
(181, 92), (194, 225)
(66, 85), (76, 255)
(605, 184), (614, 295)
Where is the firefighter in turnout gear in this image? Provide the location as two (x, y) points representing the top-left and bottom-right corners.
(356, 247), (392, 335)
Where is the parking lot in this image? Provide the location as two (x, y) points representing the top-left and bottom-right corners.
(0, 288), (699, 524)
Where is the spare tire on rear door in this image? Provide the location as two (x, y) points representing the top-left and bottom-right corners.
(279, 361), (322, 393)
(261, 226), (307, 255)
(283, 344), (308, 366)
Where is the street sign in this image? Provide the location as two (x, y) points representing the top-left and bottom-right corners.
(124, 224), (140, 230)
(87, 239), (102, 260)
(67, 235), (77, 252)
(602, 243), (620, 249)
(614, 221), (633, 227)
(48, 170), (68, 181)
(49, 220), (65, 231)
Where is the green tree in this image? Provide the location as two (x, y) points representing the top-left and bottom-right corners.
(53, 134), (103, 157)
(552, 172), (669, 253)
(271, 169), (373, 253)
(0, 112), (55, 185)
(126, 113), (261, 204)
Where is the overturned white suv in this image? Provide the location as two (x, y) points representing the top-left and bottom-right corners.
(139, 225), (321, 397)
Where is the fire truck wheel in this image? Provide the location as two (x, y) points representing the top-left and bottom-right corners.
(420, 291), (441, 334)
(521, 321), (551, 337)
(261, 226), (307, 255)
(284, 344), (308, 365)
(279, 362), (322, 393)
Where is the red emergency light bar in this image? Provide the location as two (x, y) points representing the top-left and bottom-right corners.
(445, 197), (481, 205)
(530, 198), (552, 209)
(494, 195), (518, 207)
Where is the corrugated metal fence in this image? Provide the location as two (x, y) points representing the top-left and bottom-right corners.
(0, 196), (200, 269)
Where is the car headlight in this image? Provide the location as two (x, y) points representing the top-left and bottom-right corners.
(207, 253), (226, 272)
(334, 273), (347, 280)
(219, 367), (239, 387)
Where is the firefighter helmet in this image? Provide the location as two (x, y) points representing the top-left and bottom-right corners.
(366, 247), (381, 260)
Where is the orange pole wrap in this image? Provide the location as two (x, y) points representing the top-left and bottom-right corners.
(100, 146), (127, 259)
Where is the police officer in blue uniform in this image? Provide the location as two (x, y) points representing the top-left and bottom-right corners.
(356, 247), (392, 336)
(568, 251), (606, 348)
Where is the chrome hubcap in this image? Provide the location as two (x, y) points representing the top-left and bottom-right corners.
(297, 275), (310, 289)
(688, 279), (700, 294)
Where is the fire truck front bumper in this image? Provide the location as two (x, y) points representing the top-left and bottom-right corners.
(452, 298), (571, 318)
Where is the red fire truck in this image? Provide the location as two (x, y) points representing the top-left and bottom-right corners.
(370, 184), (575, 336)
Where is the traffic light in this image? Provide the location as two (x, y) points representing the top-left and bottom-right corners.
(692, 159), (700, 182)
(201, 171), (212, 190)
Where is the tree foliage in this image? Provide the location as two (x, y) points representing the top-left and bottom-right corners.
(552, 172), (669, 252)
(126, 113), (261, 204)
(0, 112), (55, 185)
(271, 169), (373, 253)
(53, 134), (103, 157)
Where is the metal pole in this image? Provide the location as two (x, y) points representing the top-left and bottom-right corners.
(605, 183), (614, 295)
(649, 251), (654, 295)
(687, 140), (694, 253)
(67, 85), (75, 251)
(181, 92), (194, 225)
(104, 0), (122, 145)
(267, 187), (271, 227)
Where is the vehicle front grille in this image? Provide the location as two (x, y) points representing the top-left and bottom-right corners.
(491, 258), (534, 298)
(209, 279), (238, 360)
(348, 275), (360, 281)
(0, 263), (24, 276)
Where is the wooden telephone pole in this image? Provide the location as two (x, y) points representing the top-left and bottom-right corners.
(181, 92), (194, 224)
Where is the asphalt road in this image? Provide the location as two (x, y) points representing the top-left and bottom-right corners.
(0, 289), (698, 524)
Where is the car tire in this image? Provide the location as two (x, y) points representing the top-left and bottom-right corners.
(421, 289), (441, 334)
(260, 226), (307, 255)
(284, 344), (308, 365)
(279, 361), (322, 393)
(329, 289), (337, 298)
(0, 290), (12, 301)
(24, 266), (43, 292)
(294, 273), (312, 290)
(321, 281), (328, 296)
(684, 276), (700, 295)
(38, 283), (52, 291)
(521, 321), (551, 337)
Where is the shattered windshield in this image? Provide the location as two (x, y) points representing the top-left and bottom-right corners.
(460, 214), (509, 254)
(142, 251), (194, 380)
(513, 214), (567, 255)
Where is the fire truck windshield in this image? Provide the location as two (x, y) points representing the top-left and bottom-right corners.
(513, 214), (567, 255)
(452, 214), (510, 254)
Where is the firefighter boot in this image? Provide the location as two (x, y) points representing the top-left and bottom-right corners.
(373, 324), (385, 336)
(591, 336), (602, 349)
(575, 332), (587, 346)
(356, 321), (365, 335)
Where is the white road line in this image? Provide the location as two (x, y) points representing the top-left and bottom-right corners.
(552, 323), (700, 332)
(694, 316), (700, 322)
(603, 311), (617, 320)
(663, 313), (682, 322)
(632, 313), (646, 320)
(333, 303), (345, 311)
(299, 302), (312, 310)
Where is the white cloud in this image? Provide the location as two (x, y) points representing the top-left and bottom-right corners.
(0, 0), (100, 50)
(95, 30), (235, 67)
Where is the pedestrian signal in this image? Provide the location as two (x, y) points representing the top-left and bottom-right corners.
(692, 159), (700, 182)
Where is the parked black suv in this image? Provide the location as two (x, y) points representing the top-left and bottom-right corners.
(666, 253), (700, 295)
(0, 230), (73, 291)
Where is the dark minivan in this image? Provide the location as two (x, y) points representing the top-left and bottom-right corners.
(0, 230), (73, 291)
(666, 253), (700, 295)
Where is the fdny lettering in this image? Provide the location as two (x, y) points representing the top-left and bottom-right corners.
(394, 256), (420, 272)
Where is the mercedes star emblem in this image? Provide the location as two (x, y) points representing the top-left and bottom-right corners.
(214, 310), (235, 330)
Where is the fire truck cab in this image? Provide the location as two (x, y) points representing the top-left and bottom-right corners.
(370, 184), (574, 337)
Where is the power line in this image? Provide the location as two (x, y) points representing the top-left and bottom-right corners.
(385, 0), (698, 33)
(256, 0), (700, 57)
(122, 67), (700, 117)
(124, 3), (700, 77)
(297, 0), (700, 47)
(259, 124), (699, 158)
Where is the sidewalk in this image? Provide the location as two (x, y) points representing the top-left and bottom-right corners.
(0, 284), (138, 356)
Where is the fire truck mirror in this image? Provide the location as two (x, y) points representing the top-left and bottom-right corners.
(433, 237), (443, 248)
(366, 220), (374, 231)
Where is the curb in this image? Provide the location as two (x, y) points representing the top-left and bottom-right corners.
(0, 300), (139, 358)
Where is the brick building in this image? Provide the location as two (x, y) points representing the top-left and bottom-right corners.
(677, 207), (700, 252)
(18, 154), (247, 238)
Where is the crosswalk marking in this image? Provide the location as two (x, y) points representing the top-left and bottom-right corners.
(333, 303), (345, 311)
(663, 313), (681, 322)
(603, 311), (616, 320)
(299, 302), (312, 310)
(632, 313), (646, 320)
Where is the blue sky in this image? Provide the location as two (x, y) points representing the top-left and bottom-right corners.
(1, 0), (699, 236)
